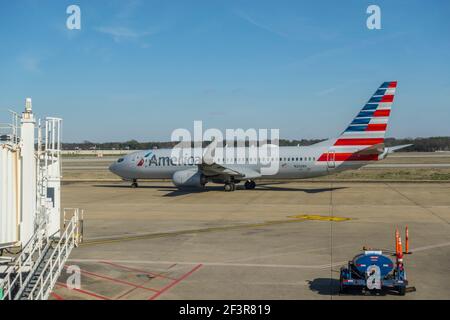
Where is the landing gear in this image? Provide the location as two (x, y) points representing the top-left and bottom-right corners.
(244, 180), (256, 190)
(131, 179), (138, 188)
(224, 182), (236, 192)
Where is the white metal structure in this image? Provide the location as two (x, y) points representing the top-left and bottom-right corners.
(0, 98), (82, 300)
(37, 117), (62, 237)
(0, 112), (21, 248)
(20, 99), (37, 246)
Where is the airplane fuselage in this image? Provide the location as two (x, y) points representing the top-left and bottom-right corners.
(109, 144), (370, 181)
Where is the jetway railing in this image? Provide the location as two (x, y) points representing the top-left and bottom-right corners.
(26, 209), (83, 300)
(0, 208), (83, 300)
(0, 222), (48, 300)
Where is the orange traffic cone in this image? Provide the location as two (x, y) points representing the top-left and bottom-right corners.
(405, 225), (411, 254)
(398, 235), (403, 257)
(395, 228), (400, 255)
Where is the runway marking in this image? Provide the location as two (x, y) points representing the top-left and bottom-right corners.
(69, 240), (450, 273)
(148, 264), (203, 300)
(69, 258), (347, 270)
(115, 286), (139, 300)
(288, 214), (351, 222)
(99, 260), (176, 281)
(80, 218), (312, 247)
(65, 265), (159, 293)
(50, 292), (64, 300)
(411, 241), (450, 253)
(226, 244), (354, 263)
(56, 282), (110, 300)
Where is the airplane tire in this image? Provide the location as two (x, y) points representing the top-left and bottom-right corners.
(131, 182), (138, 188)
(245, 180), (256, 190)
(224, 184), (233, 192)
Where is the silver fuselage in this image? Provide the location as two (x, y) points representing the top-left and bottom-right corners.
(109, 144), (371, 181)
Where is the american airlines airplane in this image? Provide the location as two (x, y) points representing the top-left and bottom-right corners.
(109, 81), (410, 191)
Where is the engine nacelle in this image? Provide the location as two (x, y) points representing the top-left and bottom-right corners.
(172, 169), (206, 188)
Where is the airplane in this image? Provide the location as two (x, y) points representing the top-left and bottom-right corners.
(109, 81), (411, 191)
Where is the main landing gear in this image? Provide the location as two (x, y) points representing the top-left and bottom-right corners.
(224, 182), (236, 192)
(224, 180), (256, 192)
(244, 180), (256, 190)
(131, 179), (138, 188)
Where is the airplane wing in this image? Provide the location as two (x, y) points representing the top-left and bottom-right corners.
(198, 139), (262, 179)
(199, 162), (262, 179)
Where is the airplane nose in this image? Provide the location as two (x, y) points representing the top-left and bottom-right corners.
(109, 162), (118, 174)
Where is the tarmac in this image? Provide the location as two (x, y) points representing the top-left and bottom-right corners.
(52, 180), (450, 300)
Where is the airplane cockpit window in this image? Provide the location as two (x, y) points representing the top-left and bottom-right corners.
(118, 158), (124, 163)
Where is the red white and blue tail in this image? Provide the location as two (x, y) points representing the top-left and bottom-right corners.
(336, 81), (396, 149)
(317, 81), (397, 163)
(337, 81), (396, 145)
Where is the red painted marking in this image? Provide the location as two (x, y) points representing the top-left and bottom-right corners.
(56, 282), (110, 300)
(50, 292), (64, 300)
(334, 138), (384, 146)
(380, 95), (394, 103)
(318, 153), (379, 162)
(115, 287), (139, 300)
(67, 266), (159, 292)
(100, 260), (176, 281)
(373, 109), (391, 117)
(366, 124), (387, 131)
(137, 159), (144, 166)
(148, 264), (203, 300)
(388, 81), (397, 88)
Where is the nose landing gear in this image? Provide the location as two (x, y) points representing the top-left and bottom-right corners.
(131, 179), (138, 188)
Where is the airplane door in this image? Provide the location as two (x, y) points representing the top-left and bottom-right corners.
(327, 150), (336, 169)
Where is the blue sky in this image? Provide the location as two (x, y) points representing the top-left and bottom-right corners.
(0, 0), (449, 142)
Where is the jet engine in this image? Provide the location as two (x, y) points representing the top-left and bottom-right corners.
(172, 169), (206, 188)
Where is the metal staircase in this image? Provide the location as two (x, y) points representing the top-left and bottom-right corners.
(0, 208), (83, 300)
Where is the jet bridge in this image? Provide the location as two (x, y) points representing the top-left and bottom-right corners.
(0, 99), (83, 300)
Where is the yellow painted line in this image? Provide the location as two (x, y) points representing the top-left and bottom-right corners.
(288, 214), (352, 222)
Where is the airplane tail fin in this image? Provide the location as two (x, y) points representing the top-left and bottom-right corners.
(334, 81), (397, 148)
(316, 81), (398, 163)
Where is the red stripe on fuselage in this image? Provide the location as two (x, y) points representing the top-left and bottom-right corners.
(366, 124), (387, 131)
(334, 138), (384, 146)
(373, 109), (391, 117)
(318, 153), (379, 162)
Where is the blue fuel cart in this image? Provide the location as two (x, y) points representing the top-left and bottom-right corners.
(339, 250), (408, 295)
